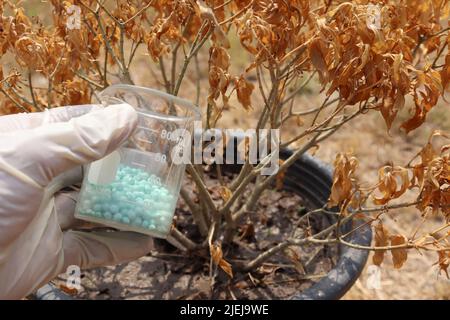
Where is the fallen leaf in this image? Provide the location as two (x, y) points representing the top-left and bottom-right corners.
(219, 186), (232, 202)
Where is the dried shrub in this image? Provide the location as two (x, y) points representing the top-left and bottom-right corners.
(0, 0), (449, 279)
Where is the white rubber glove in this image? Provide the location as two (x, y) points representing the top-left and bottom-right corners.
(0, 104), (154, 299)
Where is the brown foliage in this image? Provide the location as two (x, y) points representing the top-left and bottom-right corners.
(329, 153), (358, 207)
(0, 0), (448, 276)
(210, 242), (233, 278)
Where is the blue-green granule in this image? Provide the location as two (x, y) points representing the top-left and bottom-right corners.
(77, 165), (175, 235)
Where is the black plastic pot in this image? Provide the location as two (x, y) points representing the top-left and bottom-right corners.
(278, 150), (372, 300)
(216, 148), (372, 300)
(35, 147), (372, 300)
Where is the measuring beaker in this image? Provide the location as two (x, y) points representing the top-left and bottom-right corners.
(74, 84), (200, 238)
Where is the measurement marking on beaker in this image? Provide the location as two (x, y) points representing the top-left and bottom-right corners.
(151, 152), (167, 163)
(131, 162), (146, 168)
(137, 126), (160, 133)
(137, 137), (154, 145)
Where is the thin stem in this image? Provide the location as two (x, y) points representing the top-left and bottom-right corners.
(221, 171), (257, 216)
(103, 41), (109, 87)
(93, 11), (123, 69)
(219, 0), (253, 26)
(229, 162), (253, 191)
(256, 65), (269, 108)
(47, 77), (53, 110)
(281, 72), (316, 106)
(0, 87), (29, 113)
(169, 226), (198, 251)
(180, 187), (208, 236)
(128, 39), (142, 69)
(214, 0), (232, 10)
(75, 72), (104, 89)
(171, 47), (178, 93)
(187, 164), (217, 214)
(432, 40), (448, 68)
(311, 95), (331, 126)
(173, 22), (213, 96)
(122, 1), (154, 25)
(118, 23), (133, 84)
(159, 57), (171, 93)
(194, 53), (201, 106)
(27, 71), (41, 111)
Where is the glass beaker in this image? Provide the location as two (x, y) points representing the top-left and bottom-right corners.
(74, 84), (200, 238)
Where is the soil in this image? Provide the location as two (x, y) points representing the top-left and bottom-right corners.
(55, 167), (339, 300)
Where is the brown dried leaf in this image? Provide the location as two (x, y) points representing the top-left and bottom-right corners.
(441, 36), (450, 92)
(390, 235), (408, 269)
(373, 166), (410, 205)
(209, 46), (230, 70)
(218, 186), (232, 202)
(196, 0), (230, 48)
(308, 38), (328, 82)
(437, 250), (450, 278)
(373, 222), (389, 266)
(285, 248), (306, 274)
(210, 243), (233, 278)
(329, 153), (358, 207)
(234, 76), (255, 111)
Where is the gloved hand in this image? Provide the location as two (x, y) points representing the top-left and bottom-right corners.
(0, 104), (154, 299)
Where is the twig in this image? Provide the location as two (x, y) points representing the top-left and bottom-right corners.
(180, 187), (208, 236)
(128, 39), (142, 69)
(311, 95), (331, 126)
(256, 65), (269, 108)
(187, 164), (217, 214)
(241, 198), (439, 271)
(118, 23), (133, 84)
(159, 57), (171, 93)
(0, 87), (29, 113)
(194, 53), (201, 106)
(75, 72), (104, 89)
(173, 21), (213, 96)
(262, 273), (327, 285)
(221, 170), (257, 216)
(123, 1), (154, 25)
(219, 0), (253, 26)
(213, 0), (232, 11)
(230, 162), (253, 191)
(170, 226), (198, 251)
(413, 26), (450, 56)
(6, 85), (34, 107)
(432, 40), (448, 68)
(281, 71), (316, 106)
(91, 9), (123, 70)
(234, 131), (323, 222)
